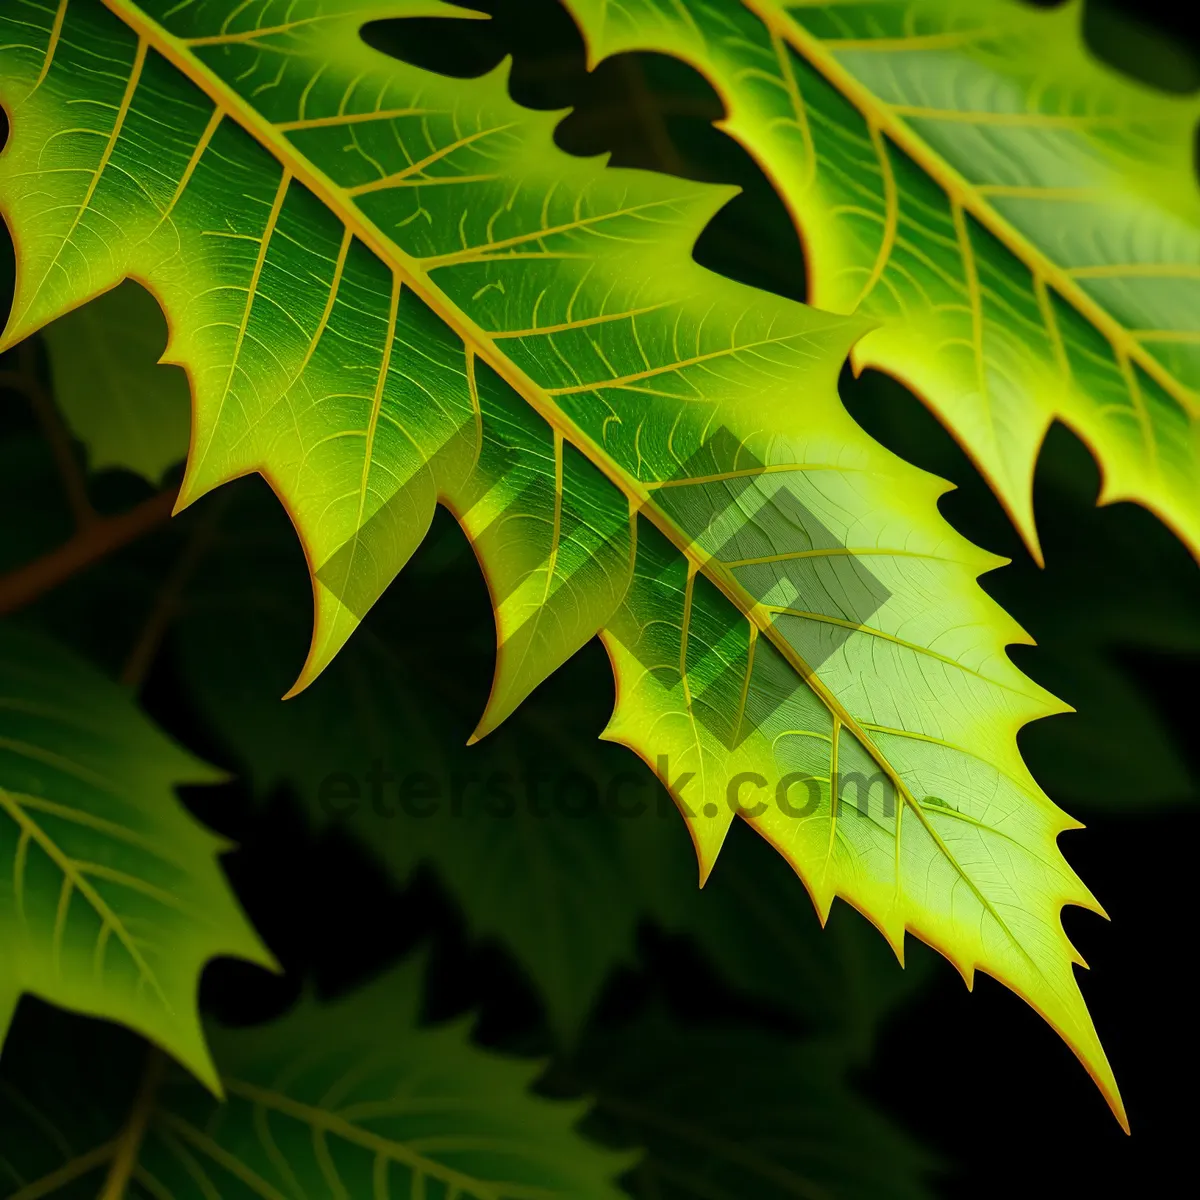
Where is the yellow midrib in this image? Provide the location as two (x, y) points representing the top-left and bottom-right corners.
(740, 0), (1199, 421)
(96, 0), (928, 812)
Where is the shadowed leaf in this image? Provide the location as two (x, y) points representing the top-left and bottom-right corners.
(0, 625), (271, 1090)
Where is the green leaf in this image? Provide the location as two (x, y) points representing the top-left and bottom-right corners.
(560, 0), (1200, 559)
(0, 624), (272, 1091)
(0, 0), (1123, 1122)
(42, 280), (191, 484)
(0, 958), (631, 1198)
(569, 1016), (937, 1200)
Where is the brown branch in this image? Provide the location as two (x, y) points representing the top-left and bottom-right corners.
(619, 56), (691, 178)
(0, 342), (96, 529)
(0, 488), (178, 617)
(120, 495), (226, 689)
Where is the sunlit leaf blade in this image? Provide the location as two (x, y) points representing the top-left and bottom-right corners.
(0, 0), (1122, 1121)
(42, 280), (191, 483)
(562, 0), (1200, 558)
(0, 958), (631, 1198)
(0, 625), (271, 1090)
(601, 519), (1119, 1122)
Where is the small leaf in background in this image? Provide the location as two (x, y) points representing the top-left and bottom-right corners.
(41, 281), (191, 484)
(566, 1016), (938, 1200)
(0, 958), (631, 1199)
(0, 625), (273, 1090)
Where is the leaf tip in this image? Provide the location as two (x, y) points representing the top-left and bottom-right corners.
(469, 683), (516, 745)
(169, 1030), (225, 1099)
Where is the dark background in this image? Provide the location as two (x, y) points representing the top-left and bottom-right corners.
(2, 0), (1198, 1194)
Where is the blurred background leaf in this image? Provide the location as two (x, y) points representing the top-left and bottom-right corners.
(0, 624), (271, 1089)
(563, 1016), (938, 1200)
(41, 281), (190, 486)
(0, 958), (632, 1199)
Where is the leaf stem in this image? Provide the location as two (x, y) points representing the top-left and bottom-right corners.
(0, 343), (96, 529)
(98, 1046), (166, 1200)
(0, 488), (177, 617)
(617, 56), (690, 177)
(120, 495), (226, 688)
